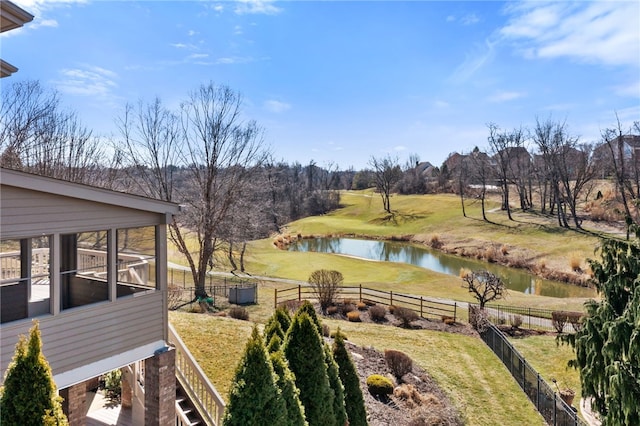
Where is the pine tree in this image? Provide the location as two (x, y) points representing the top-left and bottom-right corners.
(284, 312), (335, 426)
(222, 326), (286, 426)
(264, 317), (285, 347)
(270, 350), (307, 426)
(0, 321), (68, 426)
(296, 300), (322, 335)
(566, 225), (640, 425)
(324, 343), (347, 426)
(333, 329), (368, 426)
(271, 306), (292, 333)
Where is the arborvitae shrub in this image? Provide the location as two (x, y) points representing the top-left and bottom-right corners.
(324, 344), (347, 426)
(266, 334), (282, 353)
(369, 305), (387, 322)
(296, 301), (322, 335)
(222, 326), (286, 426)
(269, 351), (307, 426)
(264, 318), (285, 346)
(393, 307), (419, 328)
(228, 306), (249, 321)
(0, 321), (68, 426)
(284, 312), (335, 426)
(333, 329), (367, 426)
(366, 375), (394, 397)
(272, 306), (292, 334)
(384, 349), (413, 382)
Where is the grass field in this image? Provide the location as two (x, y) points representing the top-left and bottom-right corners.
(168, 190), (602, 424)
(169, 311), (545, 426)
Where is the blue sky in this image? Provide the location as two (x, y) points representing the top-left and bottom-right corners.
(3, 0), (639, 170)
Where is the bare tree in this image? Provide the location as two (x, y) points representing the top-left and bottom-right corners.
(601, 116), (640, 227)
(0, 80), (112, 186)
(117, 83), (268, 299)
(369, 155), (401, 213)
(308, 269), (343, 313)
(468, 147), (495, 222)
(462, 270), (507, 308)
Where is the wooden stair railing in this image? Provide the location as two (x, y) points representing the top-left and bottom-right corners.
(169, 323), (226, 426)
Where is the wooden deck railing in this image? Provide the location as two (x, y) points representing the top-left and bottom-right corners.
(168, 323), (226, 426)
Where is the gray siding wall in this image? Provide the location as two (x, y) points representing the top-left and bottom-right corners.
(0, 291), (164, 379)
(1, 186), (161, 238)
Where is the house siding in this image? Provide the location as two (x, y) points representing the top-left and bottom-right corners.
(1, 186), (160, 238)
(0, 291), (165, 380)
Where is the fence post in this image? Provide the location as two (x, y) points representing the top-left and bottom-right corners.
(298, 285), (301, 302)
(536, 373), (540, 412)
(274, 289), (278, 309)
(359, 284), (362, 302)
(182, 270), (186, 287)
(453, 302), (457, 322)
(420, 297), (423, 318)
(390, 291), (393, 306)
(553, 392), (557, 426)
(528, 307), (531, 329)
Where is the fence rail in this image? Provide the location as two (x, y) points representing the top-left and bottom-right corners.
(473, 309), (585, 426)
(483, 303), (585, 333)
(275, 284), (456, 321)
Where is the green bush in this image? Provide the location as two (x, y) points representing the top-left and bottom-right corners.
(366, 375), (394, 397)
(223, 326), (286, 426)
(333, 330), (367, 426)
(102, 369), (122, 401)
(0, 321), (68, 426)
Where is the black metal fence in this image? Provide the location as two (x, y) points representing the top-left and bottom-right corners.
(477, 321), (584, 425)
(167, 268), (258, 309)
(275, 284), (457, 321)
(482, 303), (584, 333)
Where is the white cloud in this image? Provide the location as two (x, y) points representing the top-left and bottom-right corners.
(264, 100), (291, 113)
(434, 100), (450, 109)
(235, 0), (281, 15)
(393, 145), (407, 152)
(234, 25), (243, 35)
(449, 38), (497, 83)
(446, 15), (455, 23)
(612, 79), (640, 98)
(461, 13), (479, 25)
(55, 65), (118, 98)
(187, 30), (196, 37)
(188, 53), (209, 59)
(216, 56), (253, 64)
(487, 91), (526, 103)
(500, 1), (640, 68)
(31, 18), (58, 29)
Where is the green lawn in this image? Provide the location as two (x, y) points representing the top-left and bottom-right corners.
(170, 310), (545, 426)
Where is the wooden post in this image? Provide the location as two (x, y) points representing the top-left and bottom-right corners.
(274, 289), (278, 309)
(359, 284), (362, 302)
(420, 297), (423, 318)
(453, 302), (457, 322)
(390, 291), (393, 307)
(298, 285), (301, 301)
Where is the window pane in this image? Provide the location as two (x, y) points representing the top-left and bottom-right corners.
(117, 226), (157, 296)
(61, 231), (109, 310)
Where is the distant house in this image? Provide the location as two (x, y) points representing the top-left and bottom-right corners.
(0, 0), (34, 78)
(0, 168), (181, 424)
(593, 135), (640, 178)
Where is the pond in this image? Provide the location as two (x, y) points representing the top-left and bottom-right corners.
(288, 237), (596, 298)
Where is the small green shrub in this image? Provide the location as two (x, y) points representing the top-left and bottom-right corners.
(228, 306), (249, 321)
(369, 305), (387, 322)
(366, 375), (394, 397)
(330, 330), (347, 340)
(102, 369), (122, 401)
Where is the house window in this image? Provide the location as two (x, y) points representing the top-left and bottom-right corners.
(1, 237), (51, 323)
(117, 226), (157, 296)
(61, 231), (109, 310)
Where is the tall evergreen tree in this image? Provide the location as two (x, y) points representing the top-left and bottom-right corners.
(333, 329), (368, 426)
(296, 300), (322, 335)
(324, 343), (347, 426)
(264, 318), (285, 346)
(271, 306), (292, 333)
(223, 326), (286, 426)
(270, 351), (308, 426)
(0, 321), (68, 426)
(565, 225), (640, 425)
(284, 312), (335, 426)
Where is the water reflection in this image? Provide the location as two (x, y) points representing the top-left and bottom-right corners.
(289, 237), (595, 298)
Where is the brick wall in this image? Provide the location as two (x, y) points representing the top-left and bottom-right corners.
(60, 381), (86, 426)
(144, 347), (175, 425)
